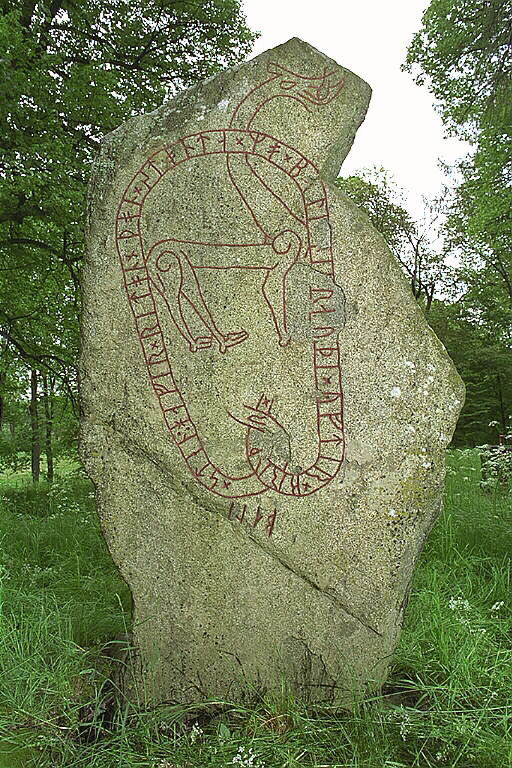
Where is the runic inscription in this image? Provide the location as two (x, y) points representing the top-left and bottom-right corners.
(115, 62), (346, 504)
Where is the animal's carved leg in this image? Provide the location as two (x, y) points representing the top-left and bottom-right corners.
(150, 249), (208, 352)
(175, 250), (248, 354)
(262, 230), (301, 347)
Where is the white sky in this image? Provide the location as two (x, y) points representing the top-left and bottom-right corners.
(242, 0), (470, 219)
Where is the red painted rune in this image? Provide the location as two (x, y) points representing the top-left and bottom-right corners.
(115, 61), (346, 501)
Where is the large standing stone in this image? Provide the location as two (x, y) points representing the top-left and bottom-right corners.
(81, 38), (464, 706)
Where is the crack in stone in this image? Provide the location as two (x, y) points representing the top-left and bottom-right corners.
(251, 537), (384, 638)
(100, 426), (384, 640)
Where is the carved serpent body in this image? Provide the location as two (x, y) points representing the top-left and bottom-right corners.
(115, 62), (346, 499)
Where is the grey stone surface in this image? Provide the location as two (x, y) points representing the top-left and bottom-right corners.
(81, 38), (464, 706)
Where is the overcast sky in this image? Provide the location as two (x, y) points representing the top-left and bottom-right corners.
(242, 0), (470, 218)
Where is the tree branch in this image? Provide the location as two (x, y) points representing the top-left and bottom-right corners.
(0, 327), (77, 407)
(0, 238), (60, 256)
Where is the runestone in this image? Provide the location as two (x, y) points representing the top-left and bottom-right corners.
(81, 38), (464, 706)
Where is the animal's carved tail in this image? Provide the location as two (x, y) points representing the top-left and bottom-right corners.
(262, 230), (302, 347)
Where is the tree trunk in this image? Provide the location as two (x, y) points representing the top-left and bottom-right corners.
(0, 369), (4, 432)
(29, 368), (40, 483)
(42, 373), (54, 482)
(425, 284), (435, 315)
(496, 373), (507, 431)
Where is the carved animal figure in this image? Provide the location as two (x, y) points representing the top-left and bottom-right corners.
(145, 62), (343, 353)
(115, 60), (346, 499)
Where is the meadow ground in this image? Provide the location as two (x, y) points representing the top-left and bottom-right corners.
(0, 450), (510, 768)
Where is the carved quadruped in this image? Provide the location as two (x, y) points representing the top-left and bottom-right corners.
(115, 61), (347, 513)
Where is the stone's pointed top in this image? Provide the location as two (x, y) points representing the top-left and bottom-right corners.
(227, 35), (372, 178)
(269, 36), (336, 54)
(94, 37), (371, 185)
(264, 36), (339, 55)
(254, 36), (371, 88)
(286, 37), (372, 94)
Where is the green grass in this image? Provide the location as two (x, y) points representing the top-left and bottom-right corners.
(0, 457), (80, 490)
(0, 452), (510, 767)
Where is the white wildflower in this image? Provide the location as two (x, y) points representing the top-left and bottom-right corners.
(390, 386), (401, 398)
(491, 601), (504, 612)
(232, 745), (263, 767)
(398, 707), (411, 741)
(189, 721), (203, 743)
(449, 596), (470, 612)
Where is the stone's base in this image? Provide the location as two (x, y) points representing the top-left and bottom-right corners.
(82, 37), (464, 707)
(107, 460), (393, 707)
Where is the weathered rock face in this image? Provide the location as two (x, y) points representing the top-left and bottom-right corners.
(81, 38), (464, 706)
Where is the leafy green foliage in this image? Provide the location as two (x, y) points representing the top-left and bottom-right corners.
(0, 0), (256, 390)
(403, 2), (511, 441)
(428, 300), (512, 444)
(446, 128), (512, 344)
(336, 168), (447, 311)
(404, 0), (512, 343)
(0, 360), (78, 475)
(404, 0), (511, 137)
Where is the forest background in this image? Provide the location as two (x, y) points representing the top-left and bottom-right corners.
(0, 0), (510, 482)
